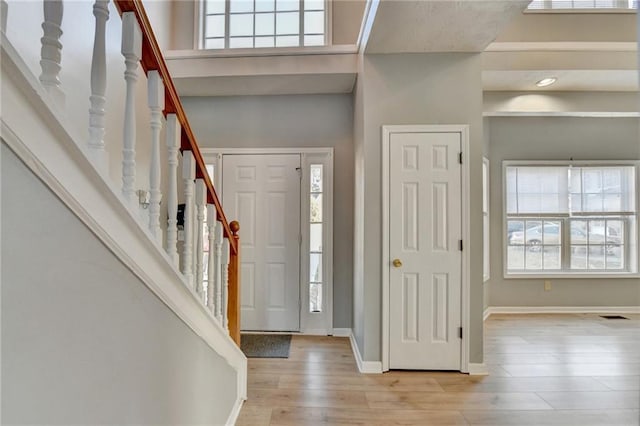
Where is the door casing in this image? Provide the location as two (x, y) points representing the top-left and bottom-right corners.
(202, 147), (334, 335)
(381, 125), (471, 373)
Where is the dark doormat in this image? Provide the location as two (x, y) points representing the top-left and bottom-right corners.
(600, 315), (629, 320)
(240, 334), (292, 358)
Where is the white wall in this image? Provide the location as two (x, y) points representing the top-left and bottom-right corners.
(355, 53), (485, 363)
(181, 94), (355, 329)
(486, 116), (640, 307)
(1, 144), (237, 425)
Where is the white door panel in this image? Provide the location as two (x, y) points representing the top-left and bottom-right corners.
(389, 132), (462, 370)
(223, 154), (301, 331)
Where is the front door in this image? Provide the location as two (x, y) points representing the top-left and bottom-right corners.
(223, 154), (301, 331)
(388, 131), (462, 370)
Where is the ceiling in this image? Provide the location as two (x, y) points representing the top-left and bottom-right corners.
(166, 2), (638, 98)
(364, 0), (531, 53)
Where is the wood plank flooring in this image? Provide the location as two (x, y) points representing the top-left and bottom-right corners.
(236, 314), (640, 425)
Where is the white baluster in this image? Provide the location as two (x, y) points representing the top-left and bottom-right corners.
(213, 220), (224, 323)
(182, 151), (196, 288)
(195, 179), (206, 301)
(1, 0), (8, 34)
(39, 0), (64, 107)
(206, 205), (217, 314)
(221, 237), (230, 331)
(165, 114), (181, 266)
(88, 0), (109, 166)
(147, 70), (164, 241)
(121, 11), (142, 204)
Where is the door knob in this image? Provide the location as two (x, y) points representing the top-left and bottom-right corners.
(392, 258), (403, 268)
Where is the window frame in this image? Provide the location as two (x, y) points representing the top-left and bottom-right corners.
(526, 0), (637, 13)
(196, 0), (332, 50)
(483, 157), (490, 282)
(502, 160), (640, 279)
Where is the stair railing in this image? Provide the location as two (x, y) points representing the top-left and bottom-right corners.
(2, 0), (241, 345)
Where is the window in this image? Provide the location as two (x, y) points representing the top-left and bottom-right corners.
(527, 0), (637, 10)
(504, 162), (638, 276)
(309, 164), (323, 312)
(201, 0), (327, 49)
(483, 158), (490, 281)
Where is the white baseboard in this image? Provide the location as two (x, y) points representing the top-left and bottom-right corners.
(485, 306), (640, 319)
(468, 363), (489, 376)
(332, 328), (352, 337)
(348, 331), (383, 374)
(226, 397), (244, 426)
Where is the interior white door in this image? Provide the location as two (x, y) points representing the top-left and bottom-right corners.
(223, 154), (301, 331)
(388, 131), (462, 370)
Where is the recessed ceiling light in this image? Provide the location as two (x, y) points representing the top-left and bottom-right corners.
(536, 77), (557, 87)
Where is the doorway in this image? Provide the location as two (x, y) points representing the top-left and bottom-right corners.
(382, 125), (471, 372)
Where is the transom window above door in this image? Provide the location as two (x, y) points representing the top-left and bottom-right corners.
(201, 0), (327, 49)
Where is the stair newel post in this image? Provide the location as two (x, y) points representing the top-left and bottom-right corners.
(181, 151), (196, 288)
(228, 221), (241, 345)
(213, 221), (224, 323)
(206, 205), (217, 314)
(165, 114), (180, 266)
(87, 0), (109, 166)
(39, 0), (64, 107)
(147, 70), (164, 242)
(195, 179), (206, 301)
(221, 237), (230, 332)
(120, 11), (142, 205)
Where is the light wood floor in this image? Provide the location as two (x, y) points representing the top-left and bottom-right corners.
(236, 314), (640, 425)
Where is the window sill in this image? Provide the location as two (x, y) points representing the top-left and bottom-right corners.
(504, 272), (640, 279)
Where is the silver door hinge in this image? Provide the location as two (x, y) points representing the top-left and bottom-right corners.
(458, 327), (463, 339)
(459, 240), (463, 251)
(296, 167), (302, 179)
(458, 152), (463, 164)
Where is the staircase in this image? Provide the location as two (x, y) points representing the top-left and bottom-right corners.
(1, 0), (246, 424)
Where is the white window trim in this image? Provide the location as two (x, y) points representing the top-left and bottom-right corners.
(195, 0), (333, 50)
(201, 147), (334, 335)
(483, 157), (490, 282)
(502, 159), (640, 279)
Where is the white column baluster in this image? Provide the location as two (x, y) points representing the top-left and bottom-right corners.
(39, 0), (64, 107)
(221, 238), (230, 331)
(165, 114), (181, 266)
(88, 0), (109, 166)
(181, 151), (196, 288)
(206, 205), (217, 314)
(1, 0), (8, 34)
(195, 179), (206, 301)
(213, 220), (224, 323)
(121, 11), (142, 204)
(147, 70), (164, 242)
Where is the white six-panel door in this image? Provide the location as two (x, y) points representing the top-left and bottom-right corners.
(222, 154), (301, 331)
(388, 131), (462, 370)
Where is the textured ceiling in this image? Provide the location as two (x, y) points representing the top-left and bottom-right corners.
(365, 0), (531, 53)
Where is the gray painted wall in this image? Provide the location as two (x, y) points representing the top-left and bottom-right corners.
(355, 53), (485, 363)
(487, 116), (640, 307)
(181, 94), (355, 329)
(1, 144), (237, 425)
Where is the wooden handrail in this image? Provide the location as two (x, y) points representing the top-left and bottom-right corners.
(113, 0), (237, 254)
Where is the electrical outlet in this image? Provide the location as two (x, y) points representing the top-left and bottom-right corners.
(544, 280), (552, 291)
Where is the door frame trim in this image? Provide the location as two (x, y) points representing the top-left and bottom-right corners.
(201, 147), (335, 335)
(381, 125), (471, 373)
